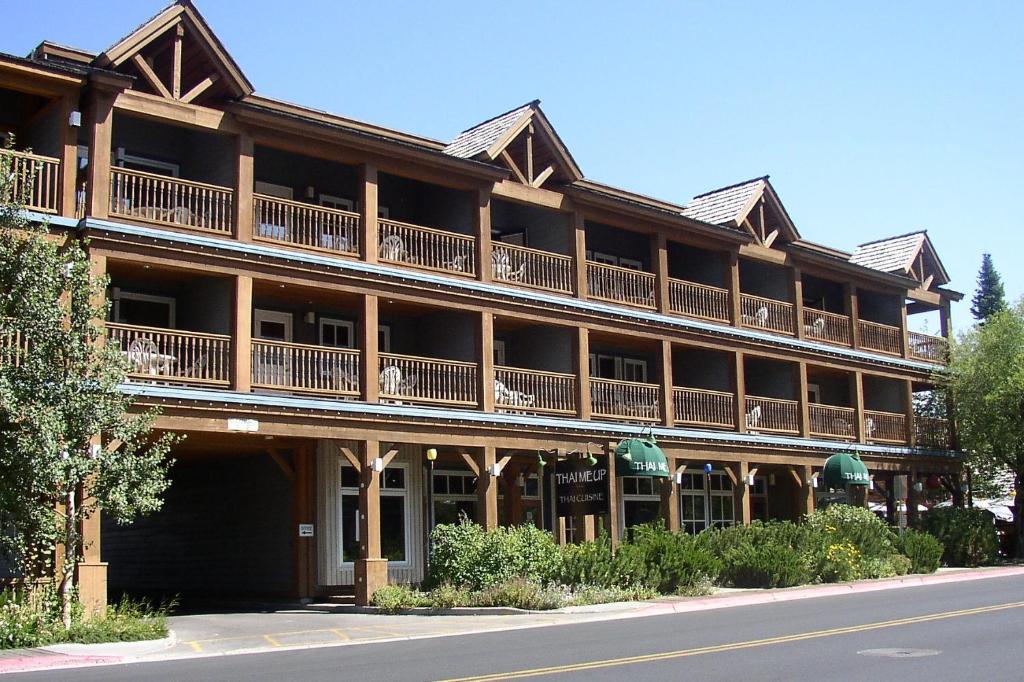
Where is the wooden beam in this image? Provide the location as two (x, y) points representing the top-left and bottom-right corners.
(131, 54), (172, 99)
(104, 438), (123, 455)
(530, 165), (555, 189)
(458, 451), (480, 476)
(267, 448), (295, 481)
(526, 124), (534, 183)
(763, 229), (780, 248)
(500, 149), (528, 185)
(172, 23), (184, 99)
(381, 446), (400, 469)
(787, 467), (802, 487)
(336, 443), (361, 471)
(180, 73), (219, 104)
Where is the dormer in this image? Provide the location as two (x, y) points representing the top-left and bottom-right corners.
(682, 176), (800, 248)
(849, 231), (950, 291)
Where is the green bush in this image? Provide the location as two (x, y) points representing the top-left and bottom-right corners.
(428, 584), (471, 609)
(473, 578), (564, 610)
(370, 584), (428, 613)
(805, 504), (899, 560)
(427, 519), (562, 590)
(559, 534), (616, 588)
(627, 523), (722, 593)
(920, 507), (999, 567)
(897, 529), (944, 574)
(720, 541), (812, 588)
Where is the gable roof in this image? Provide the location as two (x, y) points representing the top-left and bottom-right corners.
(445, 101), (535, 160)
(849, 231), (950, 286)
(682, 176), (800, 243)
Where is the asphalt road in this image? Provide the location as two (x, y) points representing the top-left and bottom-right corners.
(13, 574), (1024, 681)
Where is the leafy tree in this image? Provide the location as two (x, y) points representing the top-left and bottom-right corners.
(944, 302), (1024, 556)
(970, 253), (1007, 322)
(0, 144), (178, 627)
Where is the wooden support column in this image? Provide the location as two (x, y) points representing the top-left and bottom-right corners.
(800, 465), (816, 517)
(59, 94), (79, 219)
(478, 311), (495, 412)
(292, 442), (315, 599)
(355, 439), (386, 606)
(797, 362), (810, 438)
(733, 461), (752, 526)
(360, 163), (379, 264)
(734, 351), (747, 433)
(572, 211), (588, 299)
(235, 133), (254, 242)
(85, 92), (114, 219)
(651, 232), (671, 314)
(77, 446), (107, 617)
(660, 339), (674, 427)
(903, 379), (916, 446)
(900, 300), (910, 359)
(232, 275), (252, 393)
(575, 327), (592, 420)
(476, 187), (492, 283)
(476, 446), (498, 530)
(847, 284), (861, 349)
(792, 268), (805, 340)
(939, 300), (951, 340)
(361, 295), (379, 404)
(607, 441), (620, 548)
(851, 370), (865, 443)
(662, 457), (679, 532)
(728, 252), (742, 326)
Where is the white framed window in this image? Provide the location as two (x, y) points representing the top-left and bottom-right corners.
(619, 475), (662, 537)
(320, 317), (354, 349)
(320, 194), (354, 212)
(807, 383), (821, 404)
(618, 257), (643, 271)
(590, 251), (618, 266)
(253, 309), (292, 342)
(432, 469), (478, 526)
(622, 358), (648, 383)
(111, 290), (176, 328)
(708, 471), (735, 528)
(589, 353), (620, 380)
(116, 147), (179, 177)
(679, 469), (735, 533)
(339, 462), (409, 565)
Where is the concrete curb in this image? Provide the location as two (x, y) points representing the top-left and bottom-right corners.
(305, 604), (529, 616)
(39, 630), (177, 658)
(0, 632), (176, 675)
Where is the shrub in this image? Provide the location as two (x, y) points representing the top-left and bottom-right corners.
(720, 541), (812, 588)
(370, 584), (426, 613)
(820, 542), (862, 583)
(920, 508), (998, 567)
(805, 504), (899, 561)
(473, 578), (564, 610)
(897, 529), (944, 574)
(559, 534), (616, 588)
(428, 584), (471, 609)
(427, 519), (562, 590)
(627, 523), (722, 593)
(62, 597), (171, 644)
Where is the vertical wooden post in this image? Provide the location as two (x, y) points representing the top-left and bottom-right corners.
(360, 164), (379, 264)
(939, 300), (951, 340)
(607, 441), (620, 548)
(904, 379), (916, 446)
(232, 275), (252, 393)
(235, 132), (254, 242)
(478, 311), (495, 412)
(582, 515), (596, 542)
(651, 232), (670, 314)
(734, 351), (746, 433)
(292, 442), (314, 599)
(662, 457), (679, 532)
(792, 267), (804, 340)
(59, 94), (79, 219)
(728, 252), (742, 326)
(660, 339), (674, 427)
(797, 361), (810, 438)
(847, 284), (861, 349)
(85, 92), (114, 219)
(734, 461), (752, 525)
(361, 295), (379, 404)
(476, 187), (492, 283)
(476, 446), (498, 530)
(572, 211), (588, 299)
(172, 24), (184, 100)
(800, 465), (816, 517)
(900, 299), (910, 359)
(355, 439), (386, 606)
(851, 370), (865, 443)
(576, 327), (592, 420)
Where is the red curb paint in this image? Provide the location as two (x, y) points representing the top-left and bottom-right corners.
(0, 654), (121, 674)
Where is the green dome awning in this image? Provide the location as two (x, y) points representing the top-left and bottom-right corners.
(615, 438), (669, 478)
(823, 453), (870, 488)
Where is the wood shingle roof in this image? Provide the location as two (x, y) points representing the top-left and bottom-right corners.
(681, 176), (767, 227)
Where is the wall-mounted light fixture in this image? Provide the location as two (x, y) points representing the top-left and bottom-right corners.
(304, 311), (316, 324)
(371, 457), (384, 472)
(305, 186), (316, 200)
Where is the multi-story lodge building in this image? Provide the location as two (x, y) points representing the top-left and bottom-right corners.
(2, 1), (961, 608)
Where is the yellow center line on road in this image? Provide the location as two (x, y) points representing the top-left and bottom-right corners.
(262, 634), (282, 647)
(441, 600), (1024, 682)
(330, 628), (352, 642)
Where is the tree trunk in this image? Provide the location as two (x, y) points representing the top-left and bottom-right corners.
(60, 488), (77, 630)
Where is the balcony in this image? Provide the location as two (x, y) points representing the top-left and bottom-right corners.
(858, 320), (902, 356)
(802, 309), (851, 346)
(490, 244), (574, 294)
(253, 194), (360, 256)
(379, 352), (478, 407)
(251, 340), (360, 397)
(864, 409), (907, 444)
(590, 377), (659, 422)
(109, 168), (234, 234)
(378, 219), (476, 276)
(916, 416), (951, 449)
(668, 279), (730, 323)
(740, 294), (794, 335)
(586, 261), (656, 309)
(808, 404), (856, 440)
(1, 149), (60, 214)
(494, 366), (575, 414)
(107, 322), (231, 386)
(673, 387), (735, 429)
(908, 331), (946, 364)
(745, 395), (799, 434)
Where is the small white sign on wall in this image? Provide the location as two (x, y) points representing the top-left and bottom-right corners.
(298, 524), (315, 537)
(226, 418), (260, 432)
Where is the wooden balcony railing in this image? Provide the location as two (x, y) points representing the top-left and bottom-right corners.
(109, 168), (233, 234)
(740, 294), (795, 335)
(1, 149), (60, 213)
(745, 395), (799, 434)
(668, 279), (730, 323)
(808, 403), (857, 440)
(908, 331), (946, 364)
(378, 219), (476, 276)
(672, 387), (735, 428)
(494, 366), (576, 414)
(864, 409), (907, 444)
(916, 416), (951, 449)
(586, 261), (656, 309)
(106, 322), (230, 386)
(0, 328), (27, 368)
(490, 244), (574, 294)
(858, 320), (902, 356)
(379, 352), (477, 406)
(253, 194), (360, 256)
(802, 308), (851, 346)
(251, 340), (360, 396)
(590, 377), (660, 421)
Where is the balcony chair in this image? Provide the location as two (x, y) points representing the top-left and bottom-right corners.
(379, 234), (407, 261)
(864, 417), (875, 439)
(494, 379), (536, 409)
(442, 254), (473, 273)
(805, 316), (826, 337)
(126, 337), (175, 376)
(745, 404), (762, 430)
(491, 249), (526, 281)
(742, 306), (770, 328)
(379, 365), (418, 397)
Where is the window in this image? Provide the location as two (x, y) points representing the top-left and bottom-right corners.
(589, 251), (618, 266)
(708, 472), (735, 528)
(588, 353), (647, 382)
(378, 325), (391, 353)
(620, 475), (661, 537)
(115, 147), (179, 177)
(320, 318), (355, 349)
(493, 339), (507, 367)
(320, 194), (354, 212)
(750, 475), (769, 521)
(618, 257), (643, 271)
(432, 469), (478, 526)
(622, 358), (648, 383)
(339, 462), (408, 564)
(111, 290), (176, 328)
(807, 383), (821, 404)
(679, 470), (735, 533)
(253, 309), (292, 342)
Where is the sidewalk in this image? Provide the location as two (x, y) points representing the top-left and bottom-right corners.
(3, 565), (1023, 675)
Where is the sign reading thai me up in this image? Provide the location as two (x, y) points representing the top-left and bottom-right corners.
(555, 457), (610, 517)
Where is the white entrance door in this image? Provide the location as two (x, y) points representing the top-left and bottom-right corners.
(253, 310), (293, 386)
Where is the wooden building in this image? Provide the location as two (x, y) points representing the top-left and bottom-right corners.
(0, 1), (961, 608)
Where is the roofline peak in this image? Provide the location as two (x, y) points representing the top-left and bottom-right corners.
(691, 175), (770, 200)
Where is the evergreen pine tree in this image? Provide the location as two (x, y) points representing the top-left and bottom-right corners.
(969, 253), (1006, 322)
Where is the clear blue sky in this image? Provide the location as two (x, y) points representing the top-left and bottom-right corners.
(7, 1), (1022, 331)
